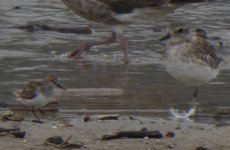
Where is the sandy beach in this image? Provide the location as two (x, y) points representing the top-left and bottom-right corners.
(1, 113), (230, 150)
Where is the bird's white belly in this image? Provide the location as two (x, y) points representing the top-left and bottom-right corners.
(166, 55), (219, 87)
(16, 94), (51, 109)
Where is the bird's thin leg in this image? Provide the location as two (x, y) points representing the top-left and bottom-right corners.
(31, 107), (43, 123)
(118, 33), (129, 64)
(68, 31), (117, 59)
(68, 43), (89, 58)
(101, 31), (117, 44)
(51, 101), (60, 107)
(38, 108), (48, 117)
(169, 87), (199, 119)
(192, 87), (199, 106)
(32, 107), (39, 120)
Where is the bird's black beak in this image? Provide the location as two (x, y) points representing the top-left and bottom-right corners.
(160, 33), (171, 41)
(52, 80), (67, 91)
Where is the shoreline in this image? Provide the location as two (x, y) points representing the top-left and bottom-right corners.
(1, 114), (230, 150)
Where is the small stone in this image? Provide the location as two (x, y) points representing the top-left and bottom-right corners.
(128, 116), (137, 120)
(175, 126), (181, 130)
(13, 6), (21, 10)
(83, 115), (90, 122)
(46, 136), (64, 145)
(166, 144), (173, 149)
(11, 131), (26, 138)
(165, 132), (175, 138)
(51, 125), (58, 129)
(0, 102), (8, 107)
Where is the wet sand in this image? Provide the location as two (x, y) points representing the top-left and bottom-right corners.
(1, 115), (230, 150)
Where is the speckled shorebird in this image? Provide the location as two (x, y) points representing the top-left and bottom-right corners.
(160, 22), (222, 118)
(61, 0), (176, 64)
(14, 75), (66, 123)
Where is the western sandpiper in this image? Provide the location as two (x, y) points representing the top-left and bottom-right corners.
(160, 22), (222, 118)
(61, 0), (177, 64)
(14, 75), (66, 123)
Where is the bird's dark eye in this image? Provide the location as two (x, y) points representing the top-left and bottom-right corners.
(177, 28), (184, 33)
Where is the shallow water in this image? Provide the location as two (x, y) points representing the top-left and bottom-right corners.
(1, 0), (230, 122)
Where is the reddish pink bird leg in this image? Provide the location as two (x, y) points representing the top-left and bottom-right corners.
(68, 43), (88, 58)
(68, 31), (117, 59)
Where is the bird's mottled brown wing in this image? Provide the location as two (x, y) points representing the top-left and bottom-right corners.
(19, 84), (37, 99)
(186, 39), (221, 68)
(28, 81), (42, 87)
(61, 0), (123, 25)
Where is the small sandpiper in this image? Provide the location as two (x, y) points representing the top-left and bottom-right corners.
(14, 75), (66, 123)
(160, 22), (222, 118)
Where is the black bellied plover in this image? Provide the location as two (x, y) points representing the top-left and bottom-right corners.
(160, 22), (222, 118)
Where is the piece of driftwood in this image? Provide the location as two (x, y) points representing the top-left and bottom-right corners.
(0, 128), (26, 138)
(83, 114), (120, 122)
(45, 135), (85, 149)
(101, 128), (163, 140)
(195, 146), (209, 150)
(0, 114), (24, 122)
(15, 23), (92, 34)
(0, 128), (20, 133)
(0, 109), (24, 122)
